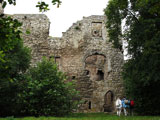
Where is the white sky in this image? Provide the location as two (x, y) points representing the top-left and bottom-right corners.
(5, 0), (108, 37)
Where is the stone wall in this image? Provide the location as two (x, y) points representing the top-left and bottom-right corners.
(12, 14), (50, 66)
(48, 15), (124, 112)
(0, 3), (4, 14)
(12, 14), (124, 112)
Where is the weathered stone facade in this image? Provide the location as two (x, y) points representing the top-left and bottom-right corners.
(12, 14), (50, 66)
(11, 14), (124, 113)
(0, 4), (4, 14)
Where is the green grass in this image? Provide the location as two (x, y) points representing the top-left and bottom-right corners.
(0, 113), (160, 120)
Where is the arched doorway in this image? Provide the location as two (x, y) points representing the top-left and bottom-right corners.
(103, 91), (114, 112)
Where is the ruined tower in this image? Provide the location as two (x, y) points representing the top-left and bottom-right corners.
(13, 14), (124, 112)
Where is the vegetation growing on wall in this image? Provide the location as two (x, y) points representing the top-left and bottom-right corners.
(105, 0), (160, 115)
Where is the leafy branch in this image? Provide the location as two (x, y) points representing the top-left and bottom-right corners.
(0, 0), (62, 12)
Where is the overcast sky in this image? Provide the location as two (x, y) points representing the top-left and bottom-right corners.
(5, 0), (108, 37)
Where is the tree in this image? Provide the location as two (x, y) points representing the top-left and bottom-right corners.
(0, 16), (31, 116)
(0, 16), (31, 75)
(0, 0), (32, 116)
(105, 0), (160, 115)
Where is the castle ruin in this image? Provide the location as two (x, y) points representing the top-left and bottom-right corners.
(3, 13), (124, 112)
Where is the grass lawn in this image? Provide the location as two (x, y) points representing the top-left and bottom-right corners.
(0, 113), (160, 120)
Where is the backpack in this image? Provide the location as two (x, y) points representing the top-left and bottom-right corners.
(124, 99), (129, 104)
(130, 100), (134, 107)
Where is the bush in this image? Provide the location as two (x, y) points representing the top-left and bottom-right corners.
(20, 58), (79, 116)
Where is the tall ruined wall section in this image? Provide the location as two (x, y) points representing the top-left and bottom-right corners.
(8, 14), (123, 113)
(12, 14), (50, 65)
(49, 15), (124, 112)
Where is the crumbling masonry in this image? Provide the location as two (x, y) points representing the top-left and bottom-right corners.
(3, 12), (124, 112)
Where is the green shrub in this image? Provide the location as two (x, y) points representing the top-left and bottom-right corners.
(21, 58), (79, 116)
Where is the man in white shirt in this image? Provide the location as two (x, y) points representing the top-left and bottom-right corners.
(115, 97), (122, 116)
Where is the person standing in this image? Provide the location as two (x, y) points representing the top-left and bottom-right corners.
(115, 97), (122, 116)
(121, 97), (128, 116)
(129, 99), (134, 116)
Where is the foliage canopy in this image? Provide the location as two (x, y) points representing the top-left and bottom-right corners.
(0, 0), (61, 12)
(105, 0), (160, 115)
(0, 15), (31, 116)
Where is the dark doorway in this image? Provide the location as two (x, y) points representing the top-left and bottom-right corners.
(103, 91), (114, 112)
(89, 101), (91, 109)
